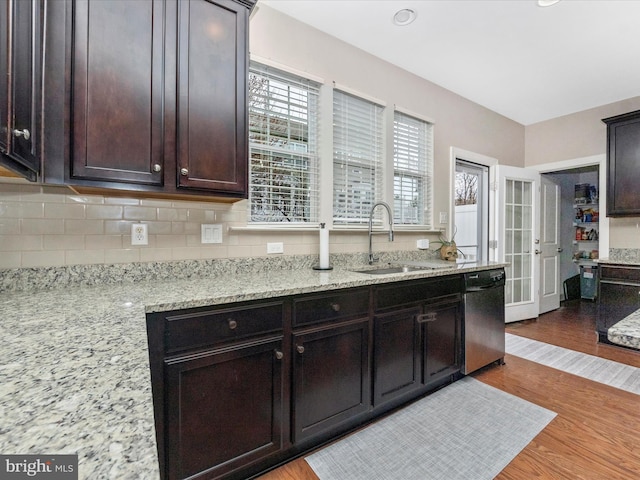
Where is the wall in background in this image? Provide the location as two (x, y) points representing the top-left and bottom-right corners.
(525, 96), (640, 250)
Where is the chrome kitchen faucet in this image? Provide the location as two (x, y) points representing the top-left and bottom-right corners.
(368, 202), (394, 264)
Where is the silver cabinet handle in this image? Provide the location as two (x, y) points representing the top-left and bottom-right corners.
(153, 164), (162, 172)
(228, 319), (237, 330)
(417, 313), (437, 323)
(13, 129), (30, 140)
(180, 168), (188, 176)
(274, 350), (283, 360)
(330, 303), (340, 312)
(296, 345), (305, 354)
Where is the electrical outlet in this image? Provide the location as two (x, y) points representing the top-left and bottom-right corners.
(267, 242), (284, 254)
(201, 224), (223, 244)
(131, 223), (148, 245)
(416, 239), (430, 249)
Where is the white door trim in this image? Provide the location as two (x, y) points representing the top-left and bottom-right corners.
(449, 147), (498, 260)
(527, 154), (608, 258)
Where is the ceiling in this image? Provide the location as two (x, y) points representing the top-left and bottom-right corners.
(259, 0), (640, 126)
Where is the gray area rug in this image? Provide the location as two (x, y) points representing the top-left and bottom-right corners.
(505, 333), (640, 395)
(305, 377), (556, 480)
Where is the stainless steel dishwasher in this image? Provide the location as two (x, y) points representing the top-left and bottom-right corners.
(462, 268), (506, 374)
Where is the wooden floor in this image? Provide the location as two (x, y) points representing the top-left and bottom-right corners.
(258, 300), (640, 480)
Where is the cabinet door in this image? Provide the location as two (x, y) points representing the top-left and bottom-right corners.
(0, 0), (41, 180)
(606, 114), (640, 216)
(422, 296), (462, 386)
(176, 0), (248, 195)
(597, 281), (640, 333)
(373, 307), (422, 407)
(1, 0), (9, 154)
(164, 338), (285, 480)
(292, 319), (370, 443)
(70, 0), (165, 186)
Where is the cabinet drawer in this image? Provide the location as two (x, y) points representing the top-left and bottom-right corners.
(164, 301), (283, 353)
(600, 265), (640, 283)
(293, 288), (370, 327)
(374, 276), (462, 311)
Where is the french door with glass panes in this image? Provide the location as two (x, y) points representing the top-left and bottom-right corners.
(495, 166), (540, 323)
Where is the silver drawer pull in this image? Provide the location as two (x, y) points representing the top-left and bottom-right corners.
(330, 303), (341, 312)
(180, 167), (188, 176)
(274, 350), (283, 360)
(416, 313), (437, 323)
(297, 345), (305, 354)
(228, 319), (237, 330)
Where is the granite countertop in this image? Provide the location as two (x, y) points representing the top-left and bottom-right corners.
(608, 309), (640, 349)
(0, 260), (503, 479)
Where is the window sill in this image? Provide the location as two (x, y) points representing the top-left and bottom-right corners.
(229, 225), (442, 234)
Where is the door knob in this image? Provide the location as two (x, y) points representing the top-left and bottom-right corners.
(534, 249), (541, 255)
(12, 129), (30, 140)
(557, 247), (563, 252)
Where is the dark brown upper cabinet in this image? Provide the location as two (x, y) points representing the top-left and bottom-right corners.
(0, 0), (43, 181)
(43, 0), (254, 200)
(603, 110), (640, 217)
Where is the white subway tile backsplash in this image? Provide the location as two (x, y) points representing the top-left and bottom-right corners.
(21, 250), (65, 267)
(0, 184), (426, 269)
(86, 205), (123, 220)
(0, 252), (21, 268)
(123, 206), (157, 221)
(0, 218), (20, 234)
(104, 248), (140, 264)
(21, 218), (66, 234)
(65, 219), (104, 235)
(44, 203), (86, 219)
(43, 234), (85, 250)
(65, 249), (105, 265)
(1, 235), (43, 251)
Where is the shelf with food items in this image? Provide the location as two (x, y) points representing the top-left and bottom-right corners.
(572, 247), (599, 265)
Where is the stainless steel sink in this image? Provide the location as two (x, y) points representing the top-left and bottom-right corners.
(352, 265), (428, 275)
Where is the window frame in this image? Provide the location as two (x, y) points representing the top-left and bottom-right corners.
(393, 109), (435, 229)
(247, 61), (321, 225)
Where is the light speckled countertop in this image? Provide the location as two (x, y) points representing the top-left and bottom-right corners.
(599, 258), (640, 349)
(0, 259), (504, 479)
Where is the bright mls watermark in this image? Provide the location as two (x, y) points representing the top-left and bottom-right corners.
(0, 455), (78, 479)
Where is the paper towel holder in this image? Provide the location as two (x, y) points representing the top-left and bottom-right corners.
(313, 223), (333, 271)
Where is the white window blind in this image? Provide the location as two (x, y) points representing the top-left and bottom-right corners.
(393, 110), (433, 227)
(333, 90), (384, 225)
(248, 63), (320, 223)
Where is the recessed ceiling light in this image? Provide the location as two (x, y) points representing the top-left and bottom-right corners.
(537, 0), (561, 6)
(393, 9), (416, 26)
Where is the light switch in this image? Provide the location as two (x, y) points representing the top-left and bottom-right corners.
(201, 224), (223, 244)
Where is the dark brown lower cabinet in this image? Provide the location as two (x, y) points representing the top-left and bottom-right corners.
(147, 275), (469, 480)
(373, 307), (422, 406)
(422, 295), (462, 386)
(597, 264), (640, 342)
(292, 318), (370, 443)
(164, 337), (285, 480)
